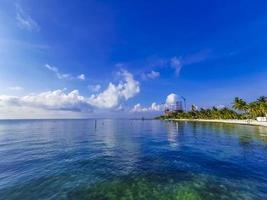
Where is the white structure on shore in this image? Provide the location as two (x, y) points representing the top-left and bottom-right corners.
(256, 117), (267, 122)
(164, 93), (186, 114)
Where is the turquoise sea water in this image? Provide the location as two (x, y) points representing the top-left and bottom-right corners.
(0, 119), (267, 200)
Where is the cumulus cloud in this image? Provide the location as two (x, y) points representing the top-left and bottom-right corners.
(131, 93), (180, 113)
(0, 69), (139, 115)
(77, 74), (86, 80)
(89, 70), (140, 109)
(45, 64), (85, 81)
(150, 102), (162, 111)
(0, 90), (91, 112)
(131, 102), (163, 112)
(0, 95), (21, 107)
(142, 70), (160, 80)
(132, 103), (143, 112)
(23, 90), (89, 111)
(15, 4), (40, 32)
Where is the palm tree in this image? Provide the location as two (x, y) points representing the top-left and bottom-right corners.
(160, 96), (267, 120)
(248, 102), (260, 118)
(255, 96), (267, 117)
(257, 96), (267, 103)
(233, 97), (247, 112)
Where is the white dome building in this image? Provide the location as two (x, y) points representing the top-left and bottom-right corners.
(165, 93), (185, 113)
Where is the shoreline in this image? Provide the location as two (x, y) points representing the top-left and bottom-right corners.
(166, 118), (267, 127)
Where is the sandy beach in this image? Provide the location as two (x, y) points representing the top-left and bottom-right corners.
(167, 119), (267, 127)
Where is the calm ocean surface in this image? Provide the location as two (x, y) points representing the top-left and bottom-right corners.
(0, 119), (267, 200)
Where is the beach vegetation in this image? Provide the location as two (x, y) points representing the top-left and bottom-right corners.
(157, 96), (267, 120)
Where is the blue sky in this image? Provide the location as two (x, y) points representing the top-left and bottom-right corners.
(1, 0), (267, 118)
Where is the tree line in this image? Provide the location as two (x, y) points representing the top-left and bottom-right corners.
(157, 96), (267, 120)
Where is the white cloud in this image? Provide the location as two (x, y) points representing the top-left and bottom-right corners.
(58, 74), (72, 80)
(216, 105), (226, 109)
(45, 64), (85, 81)
(131, 93), (179, 113)
(8, 86), (23, 91)
(0, 69), (141, 118)
(150, 102), (162, 111)
(148, 71), (160, 79)
(166, 93), (178, 105)
(89, 70), (140, 109)
(15, 4), (40, 32)
(0, 90), (91, 112)
(131, 102), (163, 112)
(77, 74), (86, 80)
(145, 57), (182, 76)
(0, 95), (21, 107)
(23, 90), (89, 111)
(169, 50), (211, 76)
(0, 69), (139, 114)
(119, 70), (140, 99)
(88, 84), (101, 92)
(45, 64), (72, 80)
(145, 51), (210, 78)
(170, 57), (182, 76)
(89, 83), (121, 108)
(45, 64), (58, 73)
(132, 103), (143, 112)
(142, 70), (160, 80)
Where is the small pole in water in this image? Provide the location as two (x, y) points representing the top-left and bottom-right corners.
(94, 120), (97, 130)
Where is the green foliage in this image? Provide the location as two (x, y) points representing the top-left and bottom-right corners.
(233, 97), (247, 112)
(157, 96), (267, 120)
(68, 176), (253, 200)
(166, 107), (243, 120)
(247, 96), (267, 118)
(71, 179), (201, 200)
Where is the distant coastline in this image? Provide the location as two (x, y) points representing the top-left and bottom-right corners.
(165, 118), (267, 127)
(156, 96), (267, 128)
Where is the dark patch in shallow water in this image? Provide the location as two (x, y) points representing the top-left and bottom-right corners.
(67, 175), (253, 200)
(67, 177), (201, 200)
